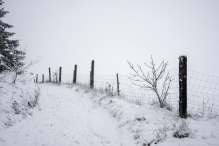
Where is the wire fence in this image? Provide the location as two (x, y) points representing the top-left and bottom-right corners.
(41, 67), (219, 117)
(187, 69), (219, 115)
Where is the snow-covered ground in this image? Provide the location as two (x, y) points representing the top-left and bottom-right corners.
(0, 80), (219, 146)
(0, 84), (133, 146)
(0, 72), (40, 130)
(77, 84), (219, 146)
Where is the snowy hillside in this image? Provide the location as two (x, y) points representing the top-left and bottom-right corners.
(0, 81), (218, 146)
(0, 72), (40, 131)
(74, 83), (219, 146)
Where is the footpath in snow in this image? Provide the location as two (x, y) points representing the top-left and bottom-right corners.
(0, 84), (132, 146)
(1, 83), (219, 146)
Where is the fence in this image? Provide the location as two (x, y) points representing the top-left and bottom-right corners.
(35, 56), (219, 119)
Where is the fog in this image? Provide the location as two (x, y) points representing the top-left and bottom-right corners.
(3, 0), (219, 79)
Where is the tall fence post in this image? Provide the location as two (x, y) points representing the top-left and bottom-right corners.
(73, 65), (77, 84)
(90, 60), (94, 89)
(0, 59), (2, 73)
(90, 71), (92, 86)
(59, 67), (62, 83)
(36, 74), (38, 83)
(179, 55), (187, 118)
(116, 73), (120, 96)
(73, 70), (74, 84)
(49, 67), (51, 82)
(42, 74), (44, 83)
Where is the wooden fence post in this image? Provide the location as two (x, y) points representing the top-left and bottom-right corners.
(73, 65), (77, 84)
(90, 71), (92, 86)
(90, 60), (94, 89)
(49, 68), (51, 82)
(36, 74), (38, 83)
(73, 70), (74, 84)
(116, 73), (120, 96)
(42, 74), (44, 83)
(179, 55), (187, 118)
(0, 59), (2, 73)
(59, 67), (62, 83)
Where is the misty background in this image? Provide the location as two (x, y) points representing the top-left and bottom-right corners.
(3, 0), (219, 78)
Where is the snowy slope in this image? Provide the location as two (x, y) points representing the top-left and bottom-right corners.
(0, 72), (40, 131)
(0, 82), (219, 146)
(73, 84), (219, 146)
(0, 84), (133, 146)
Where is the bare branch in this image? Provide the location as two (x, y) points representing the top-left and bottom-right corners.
(128, 56), (174, 108)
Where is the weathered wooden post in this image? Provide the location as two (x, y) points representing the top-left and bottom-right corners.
(42, 74), (44, 83)
(90, 60), (94, 89)
(49, 68), (51, 82)
(90, 69), (91, 88)
(179, 55), (187, 118)
(72, 70), (74, 84)
(0, 59), (2, 73)
(36, 74), (38, 83)
(116, 73), (120, 96)
(59, 67), (62, 83)
(73, 65), (77, 84)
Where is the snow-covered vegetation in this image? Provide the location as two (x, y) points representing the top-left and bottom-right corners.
(68, 82), (219, 146)
(0, 78), (218, 145)
(0, 0), (42, 132)
(0, 72), (40, 130)
(1, 0), (218, 145)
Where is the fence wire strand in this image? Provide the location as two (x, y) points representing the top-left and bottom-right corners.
(42, 67), (219, 116)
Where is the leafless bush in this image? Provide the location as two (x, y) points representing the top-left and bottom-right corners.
(53, 71), (58, 83)
(187, 99), (219, 120)
(130, 88), (144, 106)
(128, 56), (174, 108)
(11, 48), (41, 84)
(104, 82), (115, 96)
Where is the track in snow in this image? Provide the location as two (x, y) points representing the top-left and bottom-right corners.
(0, 84), (128, 146)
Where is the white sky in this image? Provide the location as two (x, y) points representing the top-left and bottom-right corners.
(3, 0), (219, 78)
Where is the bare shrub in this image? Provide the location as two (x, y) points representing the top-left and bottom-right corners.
(128, 56), (174, 108)
(11, 48), (41, 84)
(130, 88), (144, 105)
(187, 99), (218, 120)
(104, 82), (114, 96)
(52, 71), (58, 83)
